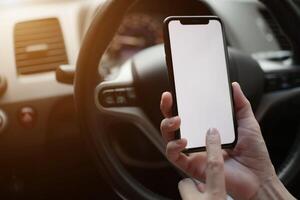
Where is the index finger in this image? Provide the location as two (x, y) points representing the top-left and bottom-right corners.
(160, 92), (173, 118)
(205, 128), (226, 197)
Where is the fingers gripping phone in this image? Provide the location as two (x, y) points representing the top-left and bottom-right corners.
(163, 16), (237, 153)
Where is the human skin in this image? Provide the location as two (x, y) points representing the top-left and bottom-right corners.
(178, 128), (227, 200)
(160, 82), (295, 200)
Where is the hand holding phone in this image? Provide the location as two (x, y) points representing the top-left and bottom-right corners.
(160, 82), (284, 200)
(161, 16), (294, 200)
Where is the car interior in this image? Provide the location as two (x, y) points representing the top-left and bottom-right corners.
(0, 0), (300, 199)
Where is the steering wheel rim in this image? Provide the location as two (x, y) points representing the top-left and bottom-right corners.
(74, 0), (173, 199)
(74, 0), (300, 198)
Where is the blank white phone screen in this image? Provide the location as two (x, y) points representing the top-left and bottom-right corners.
(168, 19), (235, 149)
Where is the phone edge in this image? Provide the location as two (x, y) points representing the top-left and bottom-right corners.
(163, 16), (238, 153)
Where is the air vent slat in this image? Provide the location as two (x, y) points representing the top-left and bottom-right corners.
(15, 44), (65, 54)
(15, 20), (58, 29)
(18, 62), (68, 74)
(15, 27), (61, 36)
(16, 49), (66, 61)
(15, 37), (63, 48)
(15, 30), (61, 41)
(17, 55), (67, 68)
(15, 32), (61, 42)
(14, 18), (68, 75)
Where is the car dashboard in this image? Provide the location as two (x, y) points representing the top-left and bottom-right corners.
(0, 0), (294, 198)
(0, 0), (289, 104)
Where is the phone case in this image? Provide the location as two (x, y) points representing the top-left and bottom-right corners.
(163, 16), (238, 153)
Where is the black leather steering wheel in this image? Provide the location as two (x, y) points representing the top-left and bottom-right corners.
(74, 0), (300, 198)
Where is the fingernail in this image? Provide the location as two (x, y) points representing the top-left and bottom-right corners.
(207, 128), (218, 135)
(207, 128), (212, 135)
(235, 82), (241, 89)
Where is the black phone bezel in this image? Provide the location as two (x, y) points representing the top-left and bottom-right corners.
(163, 16), (238, 153)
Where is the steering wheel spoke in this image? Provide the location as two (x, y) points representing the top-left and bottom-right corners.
(95, 60), (165, 154)
(96, 61), (138, 108)
(74, 0), (175, 199)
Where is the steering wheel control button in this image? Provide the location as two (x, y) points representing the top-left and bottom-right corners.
(279, 74), (291, 89)
(100, 89), (115, 107)
(0, 110), (8, 134)
(18, 107), (36, 129)
(115, 88), (128, 105)
(265, 74), (280, 91)
(99, 87), (137, 107)
(265, 73), (293, 92)
(126, 87), (137, 105)
(291, 72), (300, 87)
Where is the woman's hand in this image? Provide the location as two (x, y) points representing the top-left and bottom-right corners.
(178, 129), (226, 200)
(160, 82), (286, 199)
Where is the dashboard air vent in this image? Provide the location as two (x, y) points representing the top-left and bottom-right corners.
(14, 18), (68, 75)
(260, 9), (292, 51)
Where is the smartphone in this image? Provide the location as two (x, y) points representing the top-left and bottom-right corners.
(163, 16), (237, 153)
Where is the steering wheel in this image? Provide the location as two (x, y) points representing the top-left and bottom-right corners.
(74, 0), (300, 199)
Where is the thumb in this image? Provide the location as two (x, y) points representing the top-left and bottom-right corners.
(232, 82), (255, 119)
